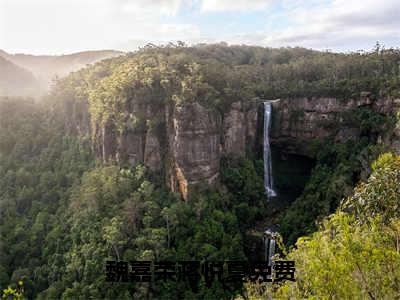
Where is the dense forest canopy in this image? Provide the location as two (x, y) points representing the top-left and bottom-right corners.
(1, 43), (400, 299)
(49, 43), (400, 142)
(245, 153), (400, 299)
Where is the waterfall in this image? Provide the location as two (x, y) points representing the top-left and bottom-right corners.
(264, 229), (276, 280)
(263, 102), (277, 198)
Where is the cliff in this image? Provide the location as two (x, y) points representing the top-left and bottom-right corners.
(270, 93), (400, 156)
(72, 98), (259, 200)
(51, 44), (400, 199)
(64, 89), (400, 199)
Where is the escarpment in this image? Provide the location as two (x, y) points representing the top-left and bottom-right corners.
(64, 97), (261, 199)
(63, 91), (400, 199)
(51, 44), (400, 200)
(270, 93), (400, 156)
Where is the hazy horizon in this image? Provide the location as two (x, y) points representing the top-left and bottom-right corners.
(0, 41), (394, 57)
(1, 0), (400, 55)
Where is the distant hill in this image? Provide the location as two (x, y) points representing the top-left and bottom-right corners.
(0, 55), (40, 97)
(0, 49), (123, 96)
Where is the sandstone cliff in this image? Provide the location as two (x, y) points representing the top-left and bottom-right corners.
(64, 92), (400, 199)
(270, 93), (400, 156)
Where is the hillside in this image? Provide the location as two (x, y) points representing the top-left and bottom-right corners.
(0, 56), (40, 97)
(246, 152), (400, 299)
(0, 49), (123, 94)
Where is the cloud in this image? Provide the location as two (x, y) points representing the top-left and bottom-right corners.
(103, 0), (201, 49)
(2, 0), (400, 54)
(115, 23), (201, 50)
(108, 0), (185, 17)
(1, 0), (197, 54)
(0, 0), (113, 54)
(110, 0), (271, 15)
(201, 0), (271, 12)
(261, 0), (400, 50)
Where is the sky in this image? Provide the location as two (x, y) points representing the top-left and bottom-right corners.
(1, 0), (399, 55)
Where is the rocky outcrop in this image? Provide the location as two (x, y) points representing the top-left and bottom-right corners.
(167, 102), (221, 200)
(89, 100), (165, 169)
(245, 104), (259, 153)
(81, 99), (260, 199)
(270, 93), (400, 156)
(222, 101), (260, 157)
(144, 128), (162, 172)
(374, 97), (400, 154)
(223, 102), (246, 156)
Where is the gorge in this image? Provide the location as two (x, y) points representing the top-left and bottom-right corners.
(3, 44), (400, 299)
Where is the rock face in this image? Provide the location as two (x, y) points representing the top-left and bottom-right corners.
(270, 94), (400, 156)
(223, 102), (246, 156)
(375, 97), (400, 154)
(88, 100), (165, 170)
(272, 94), (375, 132)
(144, 128), (162, 172)
(65, 97), (259, 199)
(65, 92), (400, 198)
(167, 102), (220, 200)
(166, 101), (260, 199)
(222, 101), (260, 157)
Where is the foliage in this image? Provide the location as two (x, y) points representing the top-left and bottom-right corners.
(52, 44), (400, 136)
(273, 153), (400, 299)
(3, 43), (400, 299)
(1, 281), (24, 300)
(279, 106), (388, 245)
(342, 152), (400, 224)
(0, 98), (254, 298)
(0, 97), (93, 298)
(240, 153), (400, 299)
(276, 214), (400, 299)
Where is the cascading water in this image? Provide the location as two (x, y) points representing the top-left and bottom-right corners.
(263, 102), (277, 198)
(264, 229), (276, 274)
(265, 237), (276, 263)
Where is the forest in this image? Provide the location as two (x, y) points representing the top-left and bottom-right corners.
(1, 43), (400, 299)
